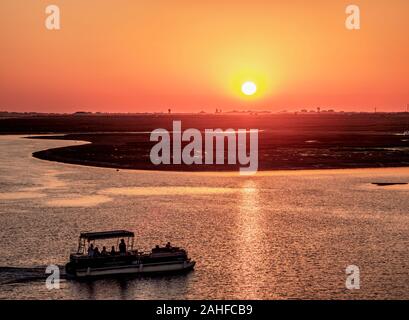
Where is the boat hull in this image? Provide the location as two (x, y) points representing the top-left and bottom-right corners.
(66, 260), (195, 279)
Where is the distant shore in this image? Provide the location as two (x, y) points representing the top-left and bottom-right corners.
(1, 113), (408, 172)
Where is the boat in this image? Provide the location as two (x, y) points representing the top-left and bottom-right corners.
(65, 230), (195, 278)
(403, 130), (409, 136)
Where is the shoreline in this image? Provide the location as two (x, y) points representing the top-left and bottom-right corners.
(27, 134), (409, 173)
(32, 151), (409, 174)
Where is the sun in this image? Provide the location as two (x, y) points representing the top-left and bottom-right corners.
(241, 81), (257, 96)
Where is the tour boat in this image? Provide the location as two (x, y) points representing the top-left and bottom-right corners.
(65, 230), (195, 278)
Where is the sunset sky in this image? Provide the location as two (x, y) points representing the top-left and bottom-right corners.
(1, 0), (408, 113)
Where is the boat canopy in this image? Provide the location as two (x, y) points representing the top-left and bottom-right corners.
(80, 230), (135, 241)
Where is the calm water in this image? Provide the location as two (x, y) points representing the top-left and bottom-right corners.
(1, 135), (409, 300)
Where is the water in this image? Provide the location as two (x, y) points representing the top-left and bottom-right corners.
(1, 135), (409, 299)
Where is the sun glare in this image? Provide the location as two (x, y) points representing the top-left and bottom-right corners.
(241, 81), (257, 96)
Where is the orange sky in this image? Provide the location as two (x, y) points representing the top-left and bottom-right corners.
(1, 0), (408, 113)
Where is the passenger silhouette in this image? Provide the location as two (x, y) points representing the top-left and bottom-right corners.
(119, 239), (127, 255)
(87, 243), (94, 257)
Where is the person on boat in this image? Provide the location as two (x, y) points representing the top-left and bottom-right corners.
(110, 246), (116, 255)
(87, 243), (94, 257)
(166, 242), (172, 249)
(94, 246), (100, 257)
(101, 246), (108, 256)
(119, 239), (127, 255)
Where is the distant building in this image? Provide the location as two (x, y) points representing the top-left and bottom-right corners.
(73, 111), (92, 115)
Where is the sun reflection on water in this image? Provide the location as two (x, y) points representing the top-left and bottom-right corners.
(234, 180), (268, 299)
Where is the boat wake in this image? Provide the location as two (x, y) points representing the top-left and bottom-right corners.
(0, 266), (66, 285)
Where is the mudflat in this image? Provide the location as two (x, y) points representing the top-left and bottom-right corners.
(1, 113), (409, 171)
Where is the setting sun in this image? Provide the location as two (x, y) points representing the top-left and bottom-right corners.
(241, 81), (257, 96)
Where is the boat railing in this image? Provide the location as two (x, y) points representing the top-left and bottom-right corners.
(71, 250), (137, 260)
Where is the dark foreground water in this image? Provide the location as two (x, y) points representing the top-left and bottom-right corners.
(1, 135), (409, 299)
